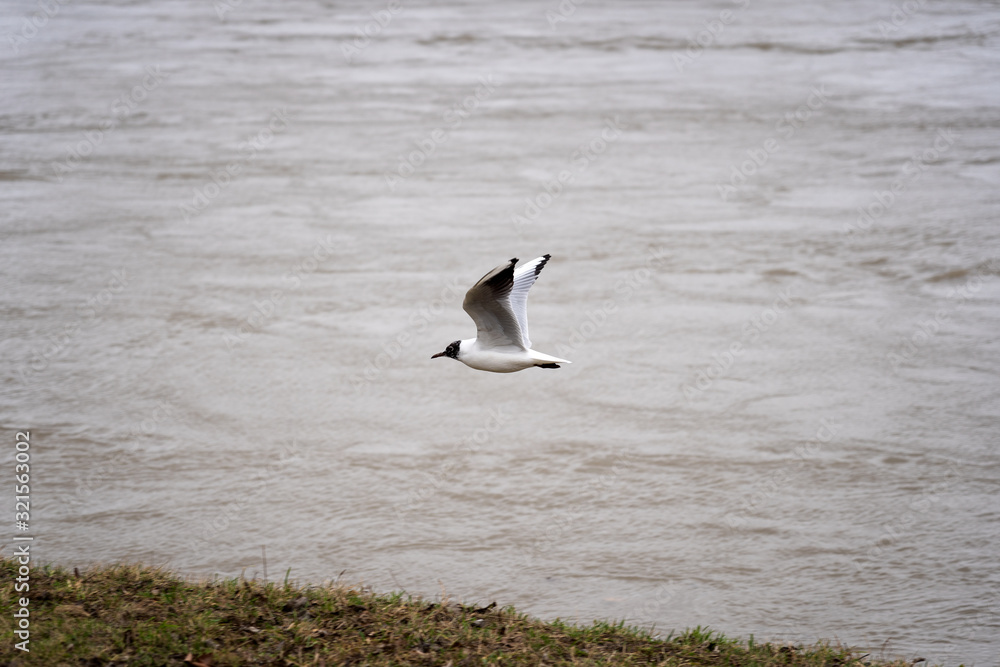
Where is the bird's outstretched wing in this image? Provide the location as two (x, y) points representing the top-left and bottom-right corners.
(462, 255), (551, 351)
(508, 254), (550, 349)
(463, 257), (524, 350)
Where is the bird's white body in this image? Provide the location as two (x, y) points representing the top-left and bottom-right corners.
(454, 338), (569, 373)
(432, 255), (571, 373)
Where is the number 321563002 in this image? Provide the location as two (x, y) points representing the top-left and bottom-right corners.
(15, 431), (30, 520)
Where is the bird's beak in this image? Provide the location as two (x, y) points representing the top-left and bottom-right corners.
(431, 352), (445, 359)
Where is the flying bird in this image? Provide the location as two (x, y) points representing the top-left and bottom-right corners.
(432, 255), (571, 373)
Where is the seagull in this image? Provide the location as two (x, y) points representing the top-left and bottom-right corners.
(432, 255), (571, 373)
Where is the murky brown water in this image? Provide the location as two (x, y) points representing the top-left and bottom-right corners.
(2, 0), (999, 663)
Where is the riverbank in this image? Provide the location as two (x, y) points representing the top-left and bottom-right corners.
(0, 557), (921, 666)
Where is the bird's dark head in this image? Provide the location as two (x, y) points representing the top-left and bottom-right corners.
(431, 340), (461, 360)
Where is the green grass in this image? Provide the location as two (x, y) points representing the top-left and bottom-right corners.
(0, 557), (924, 666)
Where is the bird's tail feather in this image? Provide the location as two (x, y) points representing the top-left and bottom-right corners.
(529, 350), (572, 365)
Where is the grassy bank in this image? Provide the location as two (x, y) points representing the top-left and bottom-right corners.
(1, 557), (919, 666)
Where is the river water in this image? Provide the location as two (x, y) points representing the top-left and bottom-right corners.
(2, 0), (999, 663)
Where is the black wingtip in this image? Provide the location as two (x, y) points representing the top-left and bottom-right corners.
(509, 257), (519, 265)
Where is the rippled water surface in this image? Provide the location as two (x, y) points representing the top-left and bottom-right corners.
(2, 0), (1000, 663)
